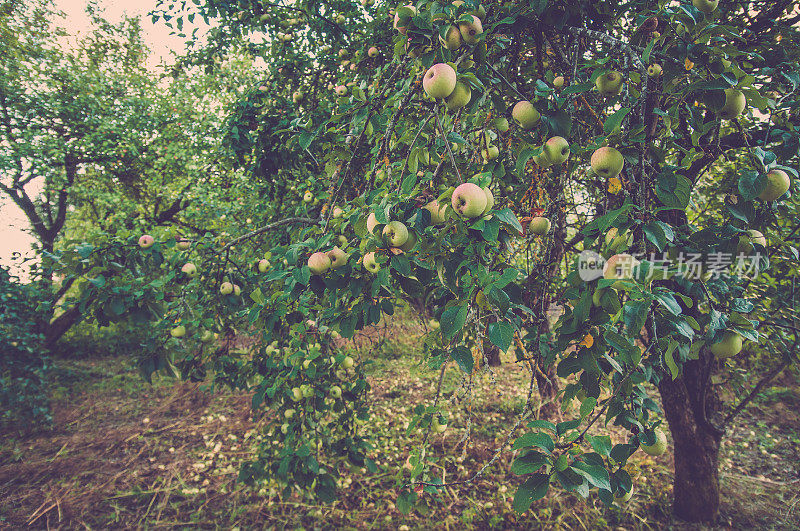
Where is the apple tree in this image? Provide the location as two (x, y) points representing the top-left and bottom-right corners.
(55, 0), (800, 524)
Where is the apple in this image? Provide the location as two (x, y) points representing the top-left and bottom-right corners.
(440, 25), (462, 50)
(393, 5), (417, 34)
(604, 254), (640, 288)
(759, 169), (791, 201)
(595, 71), (624, 97)
(363, 252), (381, 273)
(710, 331), (743, 359)
(330, 385), (342, 399)
(529, 217), (551, 235)
(553, 75), (565, 88)
(543, 136), (570, 165)
(301, 385), (313, 398)
(200, 330), (215, 343)
(383, 221), (409, 247)
(423, 63), (457, 99)
(748, 229), (767, 248)
(493, 117), (509, 132)
(181, 263), (198, 278)
(332, 206), (344, 218)
(458, 15), (483, 45)
(424, 200), (447, 224)
(284, 408), (296, 419)
(176, 239), (191, 251)
(591, 147), (625, 178)
(719, 88), (746, 120)
(647, 64), (663, 78)
(482, 187), (494, 214)
(335, 85), (348, 96)
(258, 259), (270, 273)
(400, 230), (418, 251)
(614, 486), (634, 504)
(512, 100), (540, 129)
(482, 145), (499, 161)
(327, 246), (349, 269)
(335, 14), (345, 24)
(219, 282), (234, 295)
(338, 235), (348, 247)
(366, 212), (381, 234)
(446, 82), (471, 111)
(291, 387), (303, 402)
(308, 252), (332, 275)
(432, 417), (447, 433)
(368, 46), (379, 57)
(303, 191), (314, 203)
(451, 183), (488, 219)
(533, 152), (551, 168)
(292, 91), (304, 103)
(170, 325), (186, 338)
(692, 0), (719, 14)
(342, 356), (355, 369)
(640, 428), (668, 456)
(233, 284), (241, 296)
(138, 235), (154, 248)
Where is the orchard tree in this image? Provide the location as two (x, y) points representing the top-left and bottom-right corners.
(60, 0), (800, 524)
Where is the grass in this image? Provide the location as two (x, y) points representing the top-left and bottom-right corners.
(0, 317), (798, 529)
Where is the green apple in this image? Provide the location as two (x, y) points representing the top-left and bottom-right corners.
(393, 5), (417, 34)
(591, 147), (625, 178)
(301, 385), (313, 398)
(332, 206), (344, 218)
(327, 246), (349, 269)
(719, 88), (746, 120)
(647, 64), (662, 78)
(432, 417), (447, 433)
(200, 330), (215, 343)
(366, 212), (381, 234)
(335, 14), (345, 24)
(368, 46), (379, 57)
(291, 387), (303, 402)
(342, 356), (355, 369)
(542, 136), (570, 165)
(529, 217), (551, 236)
(451, 182), (488, 218)
(292, 91), (304, 103)
(759, 169), (791, 201)
(493, 117), (509, 132)
(383, 221), (409, 247)
(710, 331), (743, 359)
(258, 259), (270, 273)
(440, 25), (462, 50)
(553, 75), (565, 88)
(603, 254), (640, 286)
(138, 235), (154, 248)
(482, 187), (494, 214)
(423, 63), (457, 99)
(748, 229), (767, 248)
(482, 145), (499, 161)
(330, 385), (342, 399)
(176, 239), (191, 251)
(458, 15), (483, 45)
(446, 82), (471, 111)
(303, 191), (314, 203)
(399, 229), (418, 252)
(338, 235), (348, 247)
(170, 325), (186, 338)
(614, 485), (634, 504)
(512, 100), (540, 129)
(424, 200), (447, 224)
(233, 284), (241, 296)
(219, 282), (234, 295)
(641, 428), (668, 456)
(363, 252), (380, 273)
(181, 263), (198, 278)
(284, 408), (296, 419)
(692, 0), (719, 14)
(308, 252), (332, 275)
(335, 85), (347, 96)
(595, 70), (624, 97)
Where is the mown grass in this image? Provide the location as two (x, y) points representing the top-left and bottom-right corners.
(0, 316), (798, 529)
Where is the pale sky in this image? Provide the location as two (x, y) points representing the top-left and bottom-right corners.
(0, 0), (204, 274)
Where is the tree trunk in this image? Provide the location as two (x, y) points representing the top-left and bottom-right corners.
(658, 356), (724, 523)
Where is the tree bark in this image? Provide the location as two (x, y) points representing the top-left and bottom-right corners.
(658, 355), (723, 523)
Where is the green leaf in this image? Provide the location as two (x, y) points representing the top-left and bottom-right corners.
(571, 462), (611, 491)
(513, 473), (550, 513)
(656, 174), (691, 210)
(580, 396), (596, 418)
(495, 208), (523, 233)
(401, 172), (417, 194)
(450, 345), (474, 374)
(664, 339), (680, 379)
(513, 432), (554, 453)
(527, 419), (557, 431)
(487, 321), (514, 352)
(603, 108), (630, 135)
(738, 170), (767, 201)
(511, 451), (548, 475)
(440, 303), (469, 341)
(250, 287), (265, 305)
(588, 435), (612, 457)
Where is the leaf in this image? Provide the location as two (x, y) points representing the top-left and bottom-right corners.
(513, 473), (550, 513)
(511, 451), (548, 475)
(516, 147), (540, 177)
(527, 419), (557, 431)
(589, 435), (612, 457)
(440, 303), (469, 340)
(513, 432), (554, 453)
(656, 173), (691, 210)
(571, 462), (611, 491)
(603, 108), (630, 135)
(401, 172), (417, 194)
(450, 345), (474, 374)
(580, 396), (596, 418)
(495, 208), (524, 233)
(664, 339), (680, 379)
(487, 321), (514, 352)
(738, 170), (766, 201)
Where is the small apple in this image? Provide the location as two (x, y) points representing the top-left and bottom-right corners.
(303, 191), (314, 203)
(719, 88), (746, 120)
(529, 217), (551, 235)
(451, 183), (488, 219)
(595, 70), (624, 97)
(614, 486), (634, 504)
(446, 81), (471, 111)
(393, 5), (417, 34)
(138, 235), (154, 249)
(759, 169), (791, 201)
(233, 284), (241, 296)
(424, 200), (447, 224)
(291, 387), (303, 402)
(553, 75), (565, 88)
(512, 100), (540, 129)
(603, 253), (640, 287)
(440, 25), (462, 50)
(710, 331), (743, 359)
(338, 235), (348, 247)
(542, 136), (570, 165)
(308, 252), (332, 275)
(199, 330), (215, 343)
(692, 0), (719, 15)
(285, 408), (296, 419)
(363, 252), (380, 273)
(591, 147), (625, 178)
(292, 91), (304, 103)
(482, 187), (494, 214)
(332, 206), (344, 218)
(176, 239), (191, 251)
(366, 212), (381, 234)
(330, 385), (342, 399)
(493, 117), (509, 132)
(335, 85), (348, 96)
(368, 46), (379, 57)
(170, 325), (186, 338)
(301, 385), (313, 398)
(640, 428), (668, 456)
(219, 282), (234, 295)
(341, 356), (355, 369)
(181, 262), (198, 278)
(335, 14), (345, 24)
(423, 63), (457, 99)
(458, 15), (483, 45)
(399, 230), (418, 252)
(258, 259), (270, 273)
(647, 64), (662, 78)
(482, 145), (499, 161)
(432, 417), (448, 433)
(383, 221), (410, 247)
(327, 246), (349, 268)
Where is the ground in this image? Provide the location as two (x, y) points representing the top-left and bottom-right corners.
(1, 319), (798, 529)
